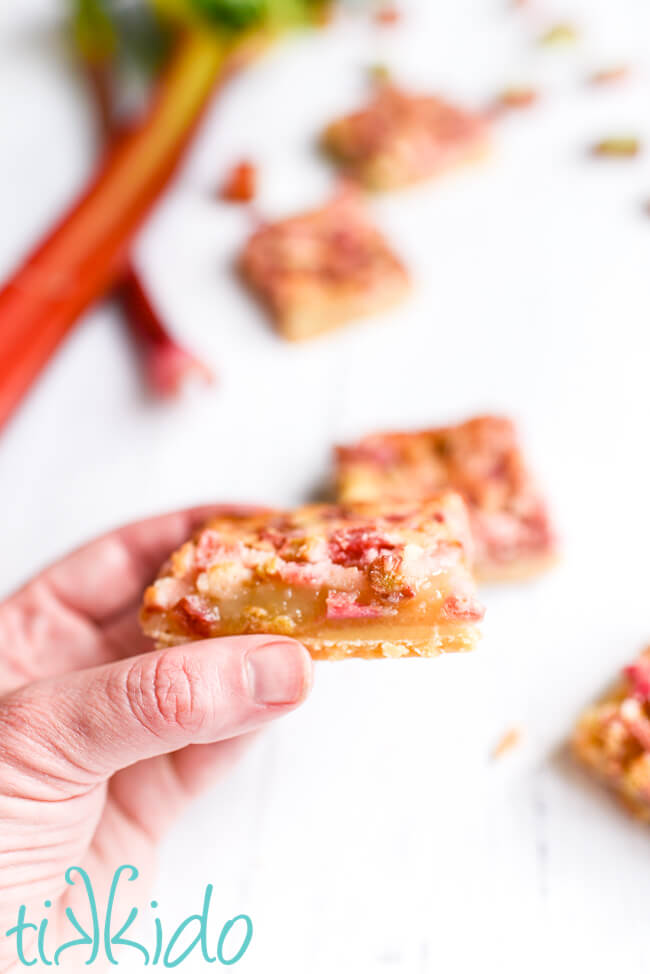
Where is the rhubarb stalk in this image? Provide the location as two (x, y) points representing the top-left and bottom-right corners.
(0, 30), (250, 428)
(84, 46), (214, 397)
(119, 272), (213, 396)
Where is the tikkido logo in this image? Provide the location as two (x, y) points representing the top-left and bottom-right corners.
(5, 865), (253, 967)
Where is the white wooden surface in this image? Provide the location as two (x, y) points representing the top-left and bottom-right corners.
(2, 1), (650, 970)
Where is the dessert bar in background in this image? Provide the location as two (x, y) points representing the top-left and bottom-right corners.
(573, 648), (650, 822)
(335, 416), (555, 581)
(239, 190), (409, 340)
(140, 495), (484, 660)
(322, 85), (489, 190)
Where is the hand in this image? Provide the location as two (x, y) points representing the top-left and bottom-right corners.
(0, 508), (313, 971)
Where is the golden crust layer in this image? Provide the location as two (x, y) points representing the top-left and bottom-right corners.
(303, 628), (480, 661)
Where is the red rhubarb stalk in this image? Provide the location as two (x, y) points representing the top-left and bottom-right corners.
(119, 272), (213, 396)
(0, 31), (252, 429)
(220, 160), (257, 203)
(86, 55), (214, 397)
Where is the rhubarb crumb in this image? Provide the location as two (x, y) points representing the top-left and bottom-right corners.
(492, 727), (522, 760)
(540, 23), (578, 46)
(592, 137), (641, 158)
(220, 161), (257, 203)
(374, 4), (401, 25)
(369, 63), (392, 86)
(589, 66), (629, 86)
(496, 86), (538, 111)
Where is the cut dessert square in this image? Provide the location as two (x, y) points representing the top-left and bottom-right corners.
(335, 416), (555, 582)
(140, 496), (484, 660)
(321, 85), (490, 190)
(573, 648), (650, 821)
(238, 190), (409, 340)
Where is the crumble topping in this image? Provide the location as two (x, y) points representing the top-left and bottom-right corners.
(141, 496), (483, 649)
(440, 594), (484, 622)
(322, 85), (489, 189)
(573, 648), (650, 820)
(336, 415), (555, 578)
(174, 595), (220, 636)
(328, 526), (398, 567)
(239, 190), (409, 338)
(624, 656), (650, 699)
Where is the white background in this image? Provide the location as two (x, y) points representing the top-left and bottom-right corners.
(2, 1), (650, 971)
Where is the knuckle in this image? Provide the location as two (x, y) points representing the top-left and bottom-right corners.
(0, 697), (31, 739)
(0, 693), (76, 791)
(0, 698), (33, 763)
(123, 652), (208, 736)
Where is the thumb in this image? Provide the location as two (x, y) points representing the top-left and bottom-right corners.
(0, 637), (312, 794)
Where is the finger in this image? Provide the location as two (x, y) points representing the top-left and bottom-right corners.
(36, 506), (237, 622)
(3, 504), (270, 626)
(0, 637), (312, 796)
(107, 734), (259, 841)
(171, 732), (260, 796)
(101, 606), (168, 660)
(0, 508), (219, 693)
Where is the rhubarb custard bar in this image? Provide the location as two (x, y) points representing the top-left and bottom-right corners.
(573, 648), (650, 821)
(238, 190), (409, 340)
(322, 85), (490, 190)
(335, 416), (555, 582)
(140, 496), (484, 660)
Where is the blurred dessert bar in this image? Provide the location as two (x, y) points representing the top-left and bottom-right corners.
(335, 416), (555, 581)
(573, 648), (650, 821)
(140, 495), (484, 660)
(322, 85), (489, 190)
(239, 190), (409, 340)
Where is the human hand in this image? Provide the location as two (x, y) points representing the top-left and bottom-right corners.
(0, 508), (313, 971)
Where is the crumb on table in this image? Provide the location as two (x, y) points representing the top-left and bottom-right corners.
(492, 727), (522, 760)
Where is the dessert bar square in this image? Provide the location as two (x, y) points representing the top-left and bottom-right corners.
(322, 85), (490, 190)
(140, 496), (484, 660)
(573, 648), (650, 821)
(335, 416), (555, 581)
(238, 191), (409, 340)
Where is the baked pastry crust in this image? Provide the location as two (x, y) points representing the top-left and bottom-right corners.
(140, 496), (484, 660)
(573, 648), (650, 821)
(322, 85), (490, 190)
(238, 190), (409, 340)
(335, 416), (555, 582)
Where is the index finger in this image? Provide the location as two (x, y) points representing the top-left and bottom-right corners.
(7, 504), (270, 625)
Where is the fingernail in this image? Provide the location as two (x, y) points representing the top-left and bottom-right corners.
(246, 641), (309, 705)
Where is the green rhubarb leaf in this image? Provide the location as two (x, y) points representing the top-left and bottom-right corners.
(177, 0), (330, 31)
(71, 0), (171, 78)
(72, 0), (117, 62)
(190, 0), (267, 29)
(112, 4), (172, 75)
